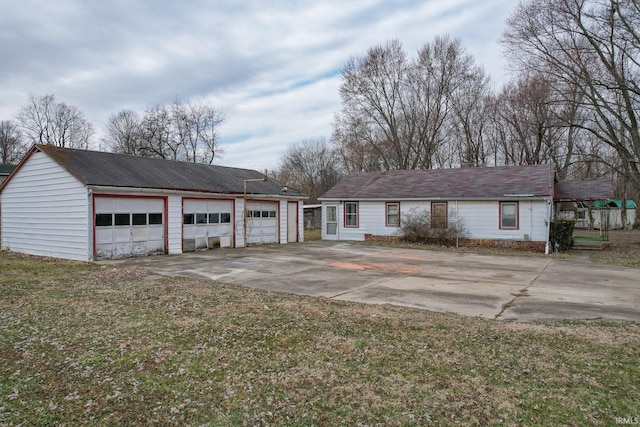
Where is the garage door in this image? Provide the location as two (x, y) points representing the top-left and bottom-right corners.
(183, 199), (233, 251)
(94, 197), (165, 260)
(246, 201), (278, 244)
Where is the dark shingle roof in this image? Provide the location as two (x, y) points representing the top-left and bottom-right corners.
(320, 164), (556, 200)
(35, 145), (300, 196)
(0, 163), (16, 175)
(554, 177), (614, 201)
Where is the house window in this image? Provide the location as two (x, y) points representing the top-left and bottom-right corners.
(500, 202), (519, 229)
(386, 202), (400, 227)
(344, 202), (359, 228)
(431, 202), (448, 229)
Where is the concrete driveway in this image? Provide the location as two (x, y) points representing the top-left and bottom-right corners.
(104, 241), (640, 321)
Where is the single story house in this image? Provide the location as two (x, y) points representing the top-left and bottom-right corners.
(0, 145), (306, 261)
(318, 164), (614, 253)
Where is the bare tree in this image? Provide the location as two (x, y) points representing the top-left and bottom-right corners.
(502, 0), (640, 194)
(495, 75), (562, 167)
(171, 99), (224, 164)
(0, 120), (27, 163)
(108, 99), (224, 163)
(16, 94), (94, 149)
(103, 110), (143, 155)
(333, 36), (488, 171)
(140, 104), (175, 159)
(275, 137), (342, 204)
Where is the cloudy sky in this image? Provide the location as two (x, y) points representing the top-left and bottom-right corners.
(0, 0), (516, 170)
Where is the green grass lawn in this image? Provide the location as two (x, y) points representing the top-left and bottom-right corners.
(1, 251), (638, 426)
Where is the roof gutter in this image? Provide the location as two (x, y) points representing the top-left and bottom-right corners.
(87, 185), (307, 200)
(318, 195), (552, 202)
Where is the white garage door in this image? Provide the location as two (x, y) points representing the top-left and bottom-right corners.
(183, 199), (233, 251)
(94, 197), (165, 260)
(246, 201), (278, 244)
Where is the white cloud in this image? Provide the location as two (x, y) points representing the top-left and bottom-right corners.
(0, 0), (515, 169)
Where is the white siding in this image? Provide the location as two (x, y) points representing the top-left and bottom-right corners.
(298, 202), (304, 242)
(167, 196), (182, 254)
(322, 199), (551, 243)
(235, 198), (246, 247)
(1, 151), (90, 261)
(279, 200), (289, 243)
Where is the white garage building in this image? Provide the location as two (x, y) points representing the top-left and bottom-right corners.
(0, 145), (306, 261)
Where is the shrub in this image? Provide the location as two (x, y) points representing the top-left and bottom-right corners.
(400, 208), (466, 246)
(549, 218), (576, 252)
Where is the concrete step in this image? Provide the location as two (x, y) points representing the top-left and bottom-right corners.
(573, 240), (610, 250)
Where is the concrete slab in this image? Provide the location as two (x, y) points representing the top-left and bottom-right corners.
(103, 241), (640, 322)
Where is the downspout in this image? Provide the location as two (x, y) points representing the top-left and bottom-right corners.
(545, 197), (552, 255)
(88, 188), (93, 261)
(456, 200), (459, 248)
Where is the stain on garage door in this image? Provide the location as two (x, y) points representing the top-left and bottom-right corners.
(94, 196), (165, 260)
(246, 201), (278, 244)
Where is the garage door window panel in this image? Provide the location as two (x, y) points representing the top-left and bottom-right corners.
(132, 214), (147, 226)
(183, 214), (195, 225)
(149, 213), (163, 225)
(96, 214), (112, 227)
(196, 213), (207, 224)
(115, 214), (130, 226)
(220, 213), (231, 223)
(209, 213), (220, 224)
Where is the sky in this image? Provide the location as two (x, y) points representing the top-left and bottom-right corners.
(0, 0), (516, 171)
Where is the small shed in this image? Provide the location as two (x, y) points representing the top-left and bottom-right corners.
(303, 204), (322, 230)
(1, 145), (306, 261)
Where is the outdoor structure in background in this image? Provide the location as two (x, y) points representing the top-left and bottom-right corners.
(0, 163), (16, 185)
(0, 145), (306, 261)
(558, 199), (637, 230)
(303, 204), (322, 230)
(319, 165), (614, 253)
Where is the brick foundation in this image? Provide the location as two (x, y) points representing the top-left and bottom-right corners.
(364, 234), (546, 252)
(364, 234), (402, 243)
(458, 239), (545, 252)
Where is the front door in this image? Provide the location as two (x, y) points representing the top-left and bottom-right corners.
(287, 202), (298, 242)
(326, 205), (337, 237)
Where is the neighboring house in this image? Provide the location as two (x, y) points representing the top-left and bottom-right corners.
(0, 145), (306, 261)
(0, 164), (17, 241)
(318, 164), (614, 253)
(558, 199), (637, 230)
(0, 163), (16, 185)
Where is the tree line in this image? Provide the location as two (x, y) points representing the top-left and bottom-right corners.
(2, 0), (638, 204)
(276, 0), (639, 203)
(0, 95), (224, 165)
